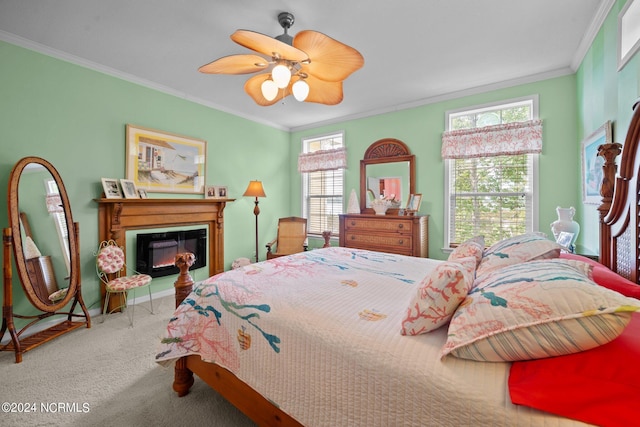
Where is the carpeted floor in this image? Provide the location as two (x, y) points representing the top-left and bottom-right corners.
(0, 296), (256, 427)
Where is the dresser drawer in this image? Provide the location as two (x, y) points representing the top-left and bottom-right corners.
(344, 232), (412, 250)
(343, 217), (413, 233)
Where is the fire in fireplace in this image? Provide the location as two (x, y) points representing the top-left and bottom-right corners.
(136, 229), (206, 278)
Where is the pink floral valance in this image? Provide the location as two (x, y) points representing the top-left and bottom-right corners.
(441, 119), (543, 159)
(46, 194), (63, 213)
(298, 147), (347, 173)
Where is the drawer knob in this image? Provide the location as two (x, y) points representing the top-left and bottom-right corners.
(351, 235), (355, 240)
(351, 221), (356, 226)
(399, 239), (404, 244)
(398, 224), (404, 229)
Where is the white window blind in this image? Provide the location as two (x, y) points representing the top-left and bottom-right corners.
(301, 132), (345, 236)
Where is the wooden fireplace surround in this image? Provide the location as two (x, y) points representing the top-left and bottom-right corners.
(95, 198), (232, 309)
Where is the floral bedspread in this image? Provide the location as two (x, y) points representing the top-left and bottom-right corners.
(155, 247), (586, 427)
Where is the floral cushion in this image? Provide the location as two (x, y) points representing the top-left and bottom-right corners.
(448, 236), (485, 267)
(476, 233), (560, 278)
(48, 287), (68, 302)
(442, 259), (639, 362)
(97, 244), (125, 274)
(106, 274), (152, 292)
(401, 256), (477, 335)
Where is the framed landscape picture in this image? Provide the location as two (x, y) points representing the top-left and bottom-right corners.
(581, 121), (612, 204)
(125, 124), (206, 194)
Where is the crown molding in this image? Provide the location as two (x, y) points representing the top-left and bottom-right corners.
(570, 0), (616, 71)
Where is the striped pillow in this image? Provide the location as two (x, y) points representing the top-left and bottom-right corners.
(476, 233), (560, 278)
(442, 259), (639, 362)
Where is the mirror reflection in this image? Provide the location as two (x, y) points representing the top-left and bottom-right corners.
(18, 163), (71, 304)
(365, 161), (409, 208)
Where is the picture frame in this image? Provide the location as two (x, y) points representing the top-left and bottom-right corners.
(618, 0), (640, 71)
(556, 231), (574, 249)
(204, 185), (217, 199)
(215, 186), (228, 198)
(581, 121), (612, 204)
(120, 179), (139, 199)
(101, 178), (123, 199)
(125, 124), (206, 194)
(406, 193), (423, 212)
(138, 189), (148, 199)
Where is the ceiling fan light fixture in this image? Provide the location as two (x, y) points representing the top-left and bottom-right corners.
(272, 64), (291, 88)
(292, 79), (309, 102)
(261, 79), (278, 101)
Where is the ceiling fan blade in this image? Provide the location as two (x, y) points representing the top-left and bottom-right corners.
(232, 30), (309, 62)
(300, 74), (344, 105)
(244, 73), (291, 106)
(198, 54), (269, 74)
(293, 30), (364, 82)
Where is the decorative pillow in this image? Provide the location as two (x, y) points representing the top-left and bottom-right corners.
(560, 253), (640, 299)
(448, 236), (485, 267)
(476, 233), (561, 278)
(48, 287), (68, 302)
(401, 256), (476, 335)
(97, 244), (125, 274)
(442, 259), (639, 362)
(509, 312), (640, 427)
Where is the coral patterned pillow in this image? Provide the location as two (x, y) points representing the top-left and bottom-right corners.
(97, 244), (125, 274)
(401, 256), (477, 335)
(442, 259), (639, 362)
(476, 233), (560, 278)
(448, 236), (485, 267)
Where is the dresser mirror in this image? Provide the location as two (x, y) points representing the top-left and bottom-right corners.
(2, 156), (90, 363)
(360, 138), (415, 214)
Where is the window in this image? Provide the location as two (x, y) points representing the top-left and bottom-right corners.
(444, 97), (540, 247)
(300, 132), (345, 236)
(45, 178), (71, 274)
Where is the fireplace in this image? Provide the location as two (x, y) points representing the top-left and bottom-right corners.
(136, 229), (207, 278)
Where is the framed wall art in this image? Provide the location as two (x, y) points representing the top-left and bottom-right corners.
(581, 121), (612, 204)
(406, 193), (422, 212)
(125, 124), (206, 194)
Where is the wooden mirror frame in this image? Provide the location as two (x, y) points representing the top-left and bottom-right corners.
(360, 138), (416, 214)
(2, 156), (90, 363)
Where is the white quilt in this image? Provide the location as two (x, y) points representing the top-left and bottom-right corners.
(156, 247), (587, 426)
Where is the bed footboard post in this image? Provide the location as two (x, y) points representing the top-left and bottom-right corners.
(173, 252), (196, 396)
(597, 142), (622, 268)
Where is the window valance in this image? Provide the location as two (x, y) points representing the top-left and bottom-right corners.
(441, 119), (543, 159)
(298, 147), (347, 173)
(46, 194), (63, 213)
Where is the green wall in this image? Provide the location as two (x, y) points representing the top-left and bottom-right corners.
(0, 41), (291, 317)
(577, 0), (640, 255)
(3, 0), (640, 325)
(291, 75), (579, 259)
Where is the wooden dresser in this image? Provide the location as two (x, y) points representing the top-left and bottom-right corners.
(339, 214), (428, 257)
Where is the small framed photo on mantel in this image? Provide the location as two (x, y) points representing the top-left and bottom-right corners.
(205, 185), (228, 199)
(120, 179), (139, 199)
(102, 178), (123, 199)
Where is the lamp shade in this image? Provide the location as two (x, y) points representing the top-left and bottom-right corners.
(292, 79), (309, 102)
(243, 180), (266, 198)
(271, 64), (291, 88)
(261, 79), (278, 101)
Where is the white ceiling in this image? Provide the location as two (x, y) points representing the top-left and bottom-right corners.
(0, 0), (610, 131)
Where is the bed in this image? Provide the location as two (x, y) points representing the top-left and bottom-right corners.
(156, 98), (640, 427)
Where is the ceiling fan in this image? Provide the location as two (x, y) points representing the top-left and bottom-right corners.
(198, 12), (364, 106)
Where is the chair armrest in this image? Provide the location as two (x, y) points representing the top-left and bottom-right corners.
(266, 238), (277, 252)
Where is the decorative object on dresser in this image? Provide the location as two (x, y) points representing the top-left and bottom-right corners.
(406, 193), (423, 213)
(346, 189), (360, 213)
(360, 138), (415, 215)
(550, 206), (580, 253)
(125, 124), (206, 194)
(339, 213), (428, 257)
(3, 157), (90, 363)
(243, 180), (266, 263)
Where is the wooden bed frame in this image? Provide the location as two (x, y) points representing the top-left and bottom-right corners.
(170, 98), (640, 427)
